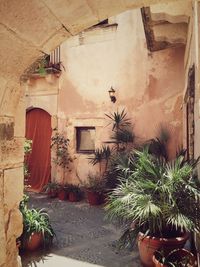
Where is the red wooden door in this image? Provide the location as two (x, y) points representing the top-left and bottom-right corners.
(25, 108), (51, 192)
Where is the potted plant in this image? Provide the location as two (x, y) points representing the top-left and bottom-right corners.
(84, 173), (106, 205)
(153, 248), (197, 266)
(19, 195), (55, 251)
(43, 182), (59, 198)
(106, 148), (200, 267)
(57, 184), (69, 201)
(68, 184), (82, 202)
(51, 131), (75, 194)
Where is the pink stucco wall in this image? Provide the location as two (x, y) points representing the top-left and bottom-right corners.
(26, 9), (185, 183)
(58, 10), (184, 163)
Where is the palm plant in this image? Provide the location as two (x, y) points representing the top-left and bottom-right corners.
(105, 148), (200, 248)
(145, 124), (171, 161)
(105, 109), (132, 151)
(111, 128), (135, 151)
(89, 146), (111, 175)
(104, 150), (136, 189)
(105, 109), (131, 131)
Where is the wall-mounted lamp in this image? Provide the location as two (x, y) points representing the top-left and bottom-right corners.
(108, 87), (116, 103)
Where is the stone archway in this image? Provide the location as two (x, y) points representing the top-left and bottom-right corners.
(0, 1), (189, 266)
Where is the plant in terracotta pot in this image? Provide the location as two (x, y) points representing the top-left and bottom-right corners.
(105, 148), (200, 267)
(153, 248), (197, 267)
(84, 173), (106, 206)
(19, 195), (55, 251)
(57, 183), (70, 201)
(51, 131), (75, 193)
(43, 182), (59, 198)
(68, 184), (82, 202)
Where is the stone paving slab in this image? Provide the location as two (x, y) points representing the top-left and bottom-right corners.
(21, 193), (141, 267)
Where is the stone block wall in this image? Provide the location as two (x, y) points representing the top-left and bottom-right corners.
(0, 81), (25, 267)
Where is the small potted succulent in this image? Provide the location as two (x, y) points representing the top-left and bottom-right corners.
(43, 182), (59, 198)
(57, 184), (66, 200)
(57, 183), (70, 201)
(68, 184), (82, 202)
(19, 195), (55, 251)
(85, 173), (106, 206)
(153, 248), (197, 267)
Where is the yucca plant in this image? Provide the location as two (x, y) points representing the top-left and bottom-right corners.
(105, 109), (131, 131)
(104, 150), (136, 189)
(105, 148), (200, 248)
(145, 124), (171, 161)
(105, 109), (132, 151)
(89, 146), (111, 175)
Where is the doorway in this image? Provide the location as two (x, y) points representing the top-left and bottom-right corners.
(25, 108), (52, 192)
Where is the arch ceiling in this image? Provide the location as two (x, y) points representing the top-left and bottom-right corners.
(0, 0), (185, 79)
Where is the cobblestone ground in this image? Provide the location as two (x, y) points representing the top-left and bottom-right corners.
(21, 193), (141, 267)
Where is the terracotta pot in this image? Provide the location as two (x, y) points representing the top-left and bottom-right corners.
(138, 232), (189, 267)
(64, 191), (69, 200)
(152, 248), (196, 267)
(25, 232), (43, 251)
(87, 191), (103, 206)
(68, 192), (80, 202)
(58, 189), (67, 200)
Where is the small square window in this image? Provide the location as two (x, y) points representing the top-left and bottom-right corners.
(76, 127), (95, 153)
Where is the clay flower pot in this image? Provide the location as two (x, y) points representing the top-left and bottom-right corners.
(152, 248), (196, 267)
(25, 232), (43, 251)
(68, 192), (80, 202)
(58, 189), (67, 200)
(138, 232), (189, 267)
(86, 191), (103, 206)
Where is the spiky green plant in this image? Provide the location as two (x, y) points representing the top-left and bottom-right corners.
(105, 109), (132, 151)
(104, 150), (136, 189)
(89, 146), (111, 175)
(105, 148), (200, 248)
(145, 124), (171, 161)
(20, 195), (55, 249)
(111, 128), (135, 147)
(105, 109), (131, 131)
(85, 173), (106, 192)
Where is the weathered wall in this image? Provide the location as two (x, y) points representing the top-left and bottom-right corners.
(57, 9), (184, 183)
(26, 9), (185, 184)
(0, 1), (188, 266)
(0, 78), (25, 267)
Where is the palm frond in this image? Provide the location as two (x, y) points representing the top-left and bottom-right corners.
(105, 148), (200, 248)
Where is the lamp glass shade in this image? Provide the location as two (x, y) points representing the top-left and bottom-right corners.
(108, 87), (115, 97)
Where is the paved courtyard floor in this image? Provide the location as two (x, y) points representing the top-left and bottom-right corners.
(21, 193), (141, 267)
